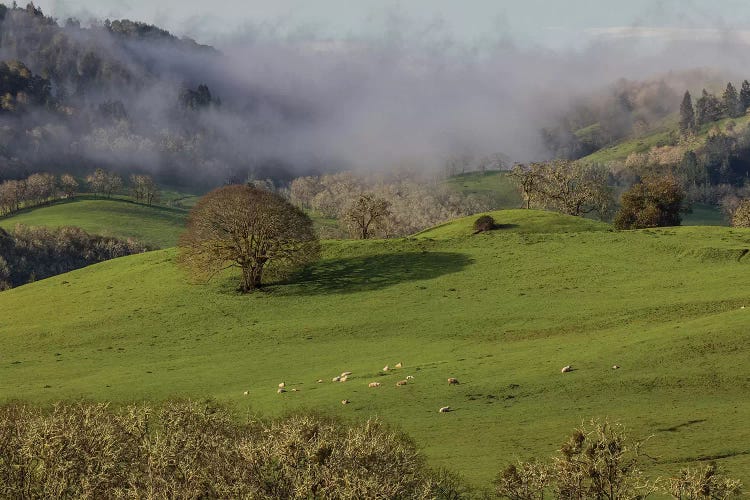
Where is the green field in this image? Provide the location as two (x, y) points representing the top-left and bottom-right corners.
(444, 170), (523, 208)
(0, 197), (187, 248)
(1, 209), (749, 486)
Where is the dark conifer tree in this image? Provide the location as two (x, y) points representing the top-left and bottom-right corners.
(740, 80), (750, 113)
(679, 91), (695, 135)
(722, 82), (742, 118)
(696, 89), (723, 126)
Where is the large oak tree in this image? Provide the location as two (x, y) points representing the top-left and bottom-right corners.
(179, 185), (320, 292)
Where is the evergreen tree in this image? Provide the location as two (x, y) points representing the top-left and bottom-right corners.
(679, 91), (695, 135)
(722, 82), (742, 118)
(740, 80), (750, 113)
(695, 89), (723, 127)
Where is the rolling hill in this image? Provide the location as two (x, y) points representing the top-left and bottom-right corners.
(1, 209), (748, 486)
(0, 197), (187, 248)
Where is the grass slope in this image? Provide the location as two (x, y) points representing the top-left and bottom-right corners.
(581, 114), (750, 165)
(0, 197), (186, 248)
(1, 209), (749, 485)
(444, 171), (523, 208)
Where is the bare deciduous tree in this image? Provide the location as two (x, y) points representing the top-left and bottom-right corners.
(179, 184), (320, 293)
(130, 174), (160, 205)
(510, 160), (613, 218)
(59, 174), (78, 198)
(342, 193), (391, 239)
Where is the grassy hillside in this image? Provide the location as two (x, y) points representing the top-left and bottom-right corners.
(0, 197), (187, 248)
(581, 114), (750, 165)
(444, 170), (523, 208)
(1, 209), (749, 486)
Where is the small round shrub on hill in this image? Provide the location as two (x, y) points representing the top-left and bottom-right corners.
(473, 214), (496, 233)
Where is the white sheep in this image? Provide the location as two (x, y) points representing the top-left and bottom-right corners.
(612, 365), (620, 370)
(382, 365), (389, 372)
(332, 376), (341, 382)
(395, 362), (403, 369)
(341, 399), (350, 405)
(243, 391), (248, 396)
(561, 365), (573, 373)
(396, 380), (408, 386)
(277, 388), (286, 394)
(278, 382), (286, 388)
(439, 406), (451, 413)
(406, 375), (414, 380)
(340, 376), (348, 382)
(447, 378), (459, 385)
(368, 382), (381, 388)
(341, 371), (352, 377)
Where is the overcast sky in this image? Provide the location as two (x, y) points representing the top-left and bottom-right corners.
(31, 0), (750, 48)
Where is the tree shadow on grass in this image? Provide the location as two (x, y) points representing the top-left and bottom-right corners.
(271, 251), (473, 296)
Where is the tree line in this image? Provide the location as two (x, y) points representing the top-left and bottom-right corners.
(0, 224), (149, 290)
(288, 172), (493, 239)
(0, 169), (161, 216)
(680, 81), (750, 135)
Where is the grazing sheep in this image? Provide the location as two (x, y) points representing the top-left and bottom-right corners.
(439, 406), (451, 413)
(340, 376), (348, 382)
(406, 375), (414, 380)
(243, 391), (248, 396)
(561, 365), (573, 373)
(341, 371), (352, 377)
(341, 399), (350, 405)
(447, 378), (459, 385)
(278, 382), (286, 388)
(368, 382), (381, 388)
(332, 376), (341, 382)
(612, 365), (620, 370)
(395, 362), (403, 369)
(277, 388), (286, 394)
(317, 379), (324, 384)
(382, 365), (389, 372)
(396, 380), (408, 386)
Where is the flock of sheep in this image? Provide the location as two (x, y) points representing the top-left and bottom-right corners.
(243, 362), (621, 413)
(243, 361), (460, 414)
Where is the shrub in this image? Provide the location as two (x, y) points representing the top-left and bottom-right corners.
(0, 400), (470, 499)
(731, 199), (750, 227)
(665, 463), (742, 499)
(614, 175), (685, 229)
(473, 214), (496, 233)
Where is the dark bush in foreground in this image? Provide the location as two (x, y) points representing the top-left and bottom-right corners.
(0, 400), (467, 499)
(0, 225), (149, 289)
(473, 215), (497, 233)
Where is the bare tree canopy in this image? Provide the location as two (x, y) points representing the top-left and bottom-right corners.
(179, 185), (320, 293)
(510, 160), (613, 218)
(342, 193), (391, 239)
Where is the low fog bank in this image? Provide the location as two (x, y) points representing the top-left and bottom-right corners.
(1, 4), (750, 189)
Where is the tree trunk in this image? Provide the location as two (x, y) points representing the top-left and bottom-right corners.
(240, 262), (265, 293)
